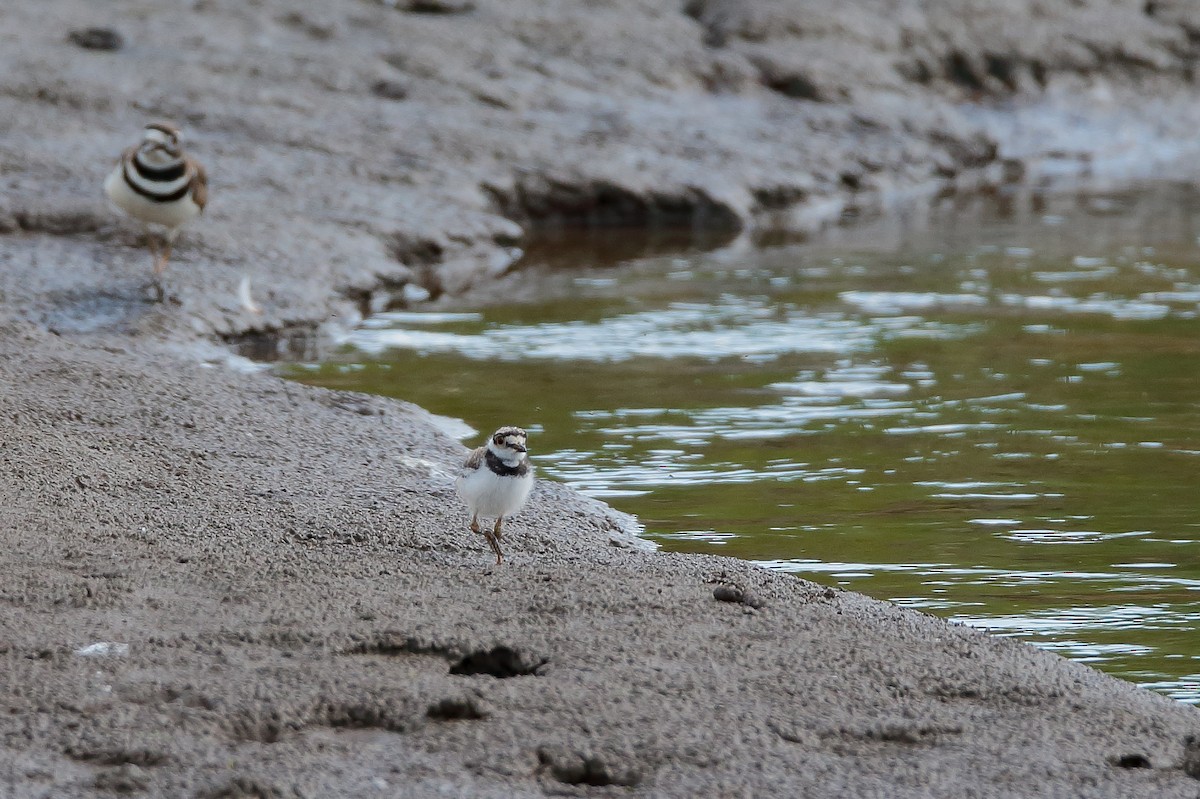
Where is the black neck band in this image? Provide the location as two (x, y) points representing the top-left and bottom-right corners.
(486, 450), (527, 477)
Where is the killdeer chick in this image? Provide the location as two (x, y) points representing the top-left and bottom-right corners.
(104, 121), (207, 300)
(455, 426), (534, 565)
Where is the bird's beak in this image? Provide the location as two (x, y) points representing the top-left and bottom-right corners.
(513, 444), (527, 453)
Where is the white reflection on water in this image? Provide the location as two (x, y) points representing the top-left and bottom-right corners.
(1137, 677), (1200, 705)
(352, 301), (856, 361)
(759, 560), (1200, 619)
(1001, 294), (1172, 320)
(770, 361), (911, 397)
(542, 445), (853, 491)
(999, 529), (1152, 545)
(951, 603), (1200, 635)
(350, 299), (976, 363)
(839, 291), (988, 314)
(361, 311), (482, 325)
(837, 286), (1200, 322)
(549, 399), (911, 480)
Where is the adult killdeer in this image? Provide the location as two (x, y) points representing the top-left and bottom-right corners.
(104, 121), (207, 299)
(456, 426), (535, 564)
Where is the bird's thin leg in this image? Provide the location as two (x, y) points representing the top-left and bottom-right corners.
(471, 514), (502, 564)
(146, 235), (166, 302)
(484, 528), (503, 565)
(154, 236), (174, 277)
(493, 516), (504, 541)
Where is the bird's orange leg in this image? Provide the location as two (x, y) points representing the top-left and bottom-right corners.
(154, 241), (172, 277)
(144, 235), (167, 302)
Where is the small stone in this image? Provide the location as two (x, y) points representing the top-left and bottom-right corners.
(371, 79), (409, 101)
(713, 584), (766, 609)
(1112, 753), (1151, 769)
(75, 642), (130, 658)
(1182, 734), (1200, 779)
(68, 28), (124, 51)
(713, 585), (743, 604)
(406, 0), (474, 13)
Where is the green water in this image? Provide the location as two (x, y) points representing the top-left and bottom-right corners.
(282, 184), (1200, 702)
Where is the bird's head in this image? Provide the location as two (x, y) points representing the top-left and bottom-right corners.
(487, 426), (529, 465)
(141, 121), (184, 160)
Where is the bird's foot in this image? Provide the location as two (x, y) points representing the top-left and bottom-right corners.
(146, 279), (166, 304)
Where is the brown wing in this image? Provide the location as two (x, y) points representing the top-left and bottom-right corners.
(188, 156), (208, 211)
(463, 446), (485, 470)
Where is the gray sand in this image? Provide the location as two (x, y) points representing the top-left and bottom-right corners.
(2, 1), (1199, 796)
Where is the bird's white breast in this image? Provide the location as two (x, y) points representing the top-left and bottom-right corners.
(104, 165), (202, 231)
(455, 466), (534, 518)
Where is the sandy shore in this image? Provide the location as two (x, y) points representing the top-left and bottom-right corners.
(2, 1), (1200, 796)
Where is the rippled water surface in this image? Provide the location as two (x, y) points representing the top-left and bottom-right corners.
(284, 185), (1200, 702)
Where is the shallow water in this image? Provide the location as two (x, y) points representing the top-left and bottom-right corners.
(283, 184), (1200, 703)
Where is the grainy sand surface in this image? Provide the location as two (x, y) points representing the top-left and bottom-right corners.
(2, 1), (1199, 796)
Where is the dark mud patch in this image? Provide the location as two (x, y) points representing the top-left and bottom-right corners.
(450, 645), (547, 678)
(537, 745), (643, 787)
(0, 205), (108, 236)
(422, 224), (740, 312)
(426, 695), (489, 721)
(487, 174), (743, 232)
(225, 326), (324, 363)
(1111, 753), (1153, 769)
(65, 744), (173, 768)
(343, 632), (546, 678)
(841, 719), (965, 746)
(750, 54), (836, 102)
(518, 225), (738, 271)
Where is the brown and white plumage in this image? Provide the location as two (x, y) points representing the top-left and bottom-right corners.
(104, 121), (207, 298)
(455, 426), (534, 565)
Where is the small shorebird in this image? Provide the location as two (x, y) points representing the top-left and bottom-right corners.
(104, 121), (207, 299)
(456, 426), (535, 564)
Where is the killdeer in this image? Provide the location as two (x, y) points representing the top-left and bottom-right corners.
(455, 426), (535, 565)
(104, 121), (207, 299)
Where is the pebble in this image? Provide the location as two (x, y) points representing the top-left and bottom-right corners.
(68, 28), (124, 51)
(713, 584), (765, 609)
